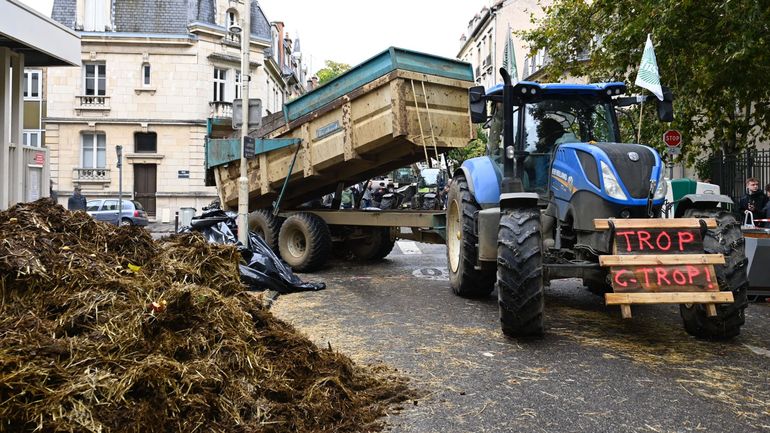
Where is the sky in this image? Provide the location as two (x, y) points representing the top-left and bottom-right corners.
(19, 0), (490, 75)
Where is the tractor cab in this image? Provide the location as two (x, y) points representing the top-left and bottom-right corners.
(471, 81), (627, 196)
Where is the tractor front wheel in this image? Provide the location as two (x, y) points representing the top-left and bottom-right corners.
(497, 206), (545, 338)
(446, 175), (495, 298)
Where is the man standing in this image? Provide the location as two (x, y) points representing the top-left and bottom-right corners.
(67, 186), (87, 211)
(739, 177), (767, 218)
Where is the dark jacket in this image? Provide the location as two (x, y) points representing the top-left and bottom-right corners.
(68, 193), (87, 211)
(739, 190), (767, 214)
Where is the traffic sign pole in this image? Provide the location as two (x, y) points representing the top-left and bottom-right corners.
(662, 130), (681, 179)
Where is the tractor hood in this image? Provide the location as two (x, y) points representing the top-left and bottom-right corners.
(558, 141), (665, 200)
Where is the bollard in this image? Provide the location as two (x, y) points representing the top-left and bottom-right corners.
(174, 211), (179, 233)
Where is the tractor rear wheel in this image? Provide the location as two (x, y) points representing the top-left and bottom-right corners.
(679, 208), (748, 340)
(497, 206), (545, 338)
(248, 209), (281, 252)
(446, 175), (495, 298)
(278, 212), (331, 272)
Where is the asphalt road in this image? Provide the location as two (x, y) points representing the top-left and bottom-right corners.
(271, 242), (770, 433)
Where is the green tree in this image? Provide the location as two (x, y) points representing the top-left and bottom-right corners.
(522, 0), (770, 164)
(447, 126), (488, 168)
(316, 60), (351, 85)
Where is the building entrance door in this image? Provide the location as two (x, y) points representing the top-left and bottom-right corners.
(134, 164), (157, 216)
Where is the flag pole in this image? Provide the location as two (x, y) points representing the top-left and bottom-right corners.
(637, 98), (644, 143)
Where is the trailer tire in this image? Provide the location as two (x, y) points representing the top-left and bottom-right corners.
(679, 208), (748, 340)
(278, 212), (331, 272)
(348, 227), (396, 261)
(497, 206), (545, 338)
(248, 209), (281, 252)
(446, 175), (495, 298)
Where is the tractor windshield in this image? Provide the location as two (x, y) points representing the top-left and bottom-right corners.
(486, 95), (619, 192)
(522, 96), (619, 152)
(486, 96), (619, 159)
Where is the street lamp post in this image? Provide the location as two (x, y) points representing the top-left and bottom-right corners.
(237, 0), (251, 245)
(116, 145), (123, 226)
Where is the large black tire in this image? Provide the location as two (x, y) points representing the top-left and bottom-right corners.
(248, 209), (281, 252)
(679, 208), (748, 340)
(497, 206), (545, 338)
(584, 274), (612, 296)
(446, 175), (496, 298)
(278, 212), (331, 272)
(348, 227), (396, 261)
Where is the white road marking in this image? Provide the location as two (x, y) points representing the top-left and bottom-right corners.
(397, 240), (422, 255)
(743, 344), (770, 358)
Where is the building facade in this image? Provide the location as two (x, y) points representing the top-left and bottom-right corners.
(457, 0), (548, 88)
(0, 0), (80, 211)
(47, 0), (306, 221)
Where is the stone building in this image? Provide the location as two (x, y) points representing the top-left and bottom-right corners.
(457, 0), (548, 88)
(0, 0), (80, 211)
(47, 0), (306, 221)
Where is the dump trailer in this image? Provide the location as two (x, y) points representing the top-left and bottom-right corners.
(448, 69), (748, 340)
(206, 47), (474, 270)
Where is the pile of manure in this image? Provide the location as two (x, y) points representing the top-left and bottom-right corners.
(0, 199), (411, 433)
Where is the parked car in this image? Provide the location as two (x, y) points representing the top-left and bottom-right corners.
(85, 199), (149, 226)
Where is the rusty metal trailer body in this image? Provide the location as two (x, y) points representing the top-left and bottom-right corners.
(207, 47), (475, 211)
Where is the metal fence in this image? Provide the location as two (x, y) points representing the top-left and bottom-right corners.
(710, 149), (770, 204)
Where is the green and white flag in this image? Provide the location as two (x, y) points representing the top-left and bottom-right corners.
(501, 24), (518, 83)
(635, 34), (663, 101)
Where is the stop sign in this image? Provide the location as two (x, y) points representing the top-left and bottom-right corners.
(663, 129), (682, 148)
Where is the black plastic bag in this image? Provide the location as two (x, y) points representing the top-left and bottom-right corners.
(180, 208), (325, 294)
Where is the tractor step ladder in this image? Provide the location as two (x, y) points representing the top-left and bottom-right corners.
(594, 218), (732, 319)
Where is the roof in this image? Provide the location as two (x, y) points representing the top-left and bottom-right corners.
(52, 0), (272, 40)
(1, 0), (80, 67)
(486, 81), (627, 98)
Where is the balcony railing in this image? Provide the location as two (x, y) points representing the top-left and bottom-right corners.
(209, 101), (233, 119)
(76, 95), (111, 112)
(73, 167), (110, 183)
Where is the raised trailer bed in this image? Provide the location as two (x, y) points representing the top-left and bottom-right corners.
(207, 47), (475, 211)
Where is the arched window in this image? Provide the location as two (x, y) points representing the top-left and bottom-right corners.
(226, 9), (238, 31)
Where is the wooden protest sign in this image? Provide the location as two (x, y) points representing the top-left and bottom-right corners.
(593, 218), (728, 319)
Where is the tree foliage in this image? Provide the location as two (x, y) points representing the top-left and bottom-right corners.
(447, 126), (488, 169)
(316, 60), (352, 86)
(522, 0), (770, 164)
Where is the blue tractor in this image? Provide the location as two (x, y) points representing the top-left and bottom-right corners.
(446, 69), (748, 339)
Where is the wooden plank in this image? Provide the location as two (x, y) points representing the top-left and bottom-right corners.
(620, 305), (633, 319)
(613, 227), (704, 255)
(608, 264), (719, 293)
(605, 292), (734, 305)
(600, 254), (724, 266)
(706, 304), (718, 317)
(594, 218), (716, 230)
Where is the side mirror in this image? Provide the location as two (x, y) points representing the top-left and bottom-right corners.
(468, 86), (487, 124)
(657, 86), (674, 122)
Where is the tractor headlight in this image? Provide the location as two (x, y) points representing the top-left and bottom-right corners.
(653, 169), (667, 200)
(601, 161), (628, 200)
